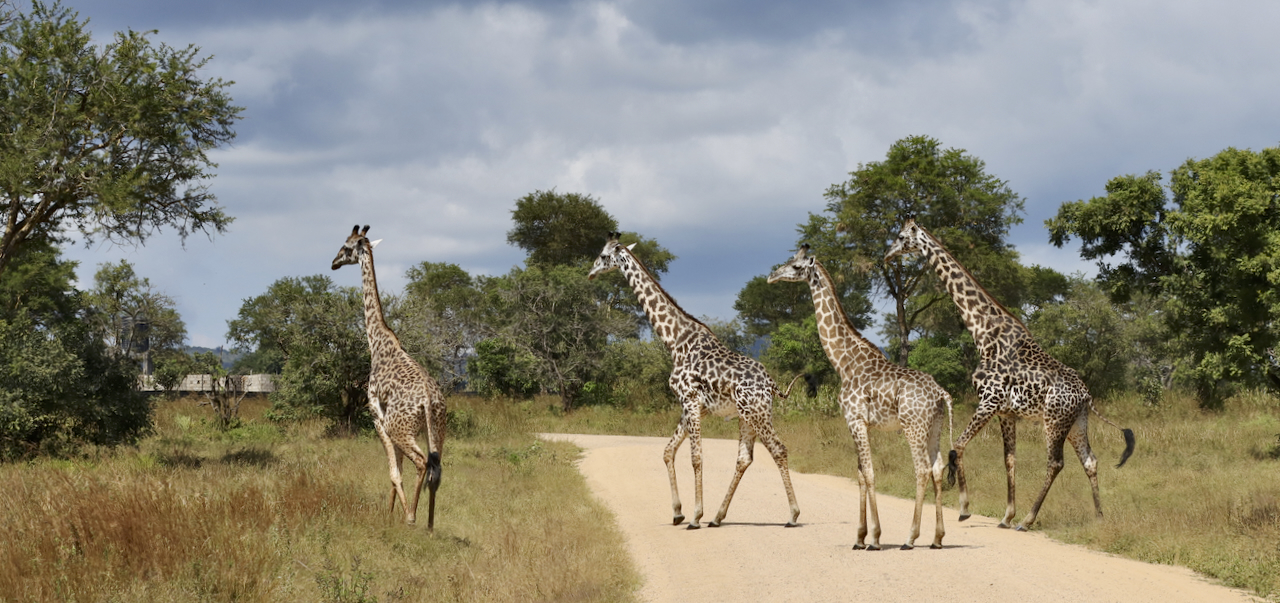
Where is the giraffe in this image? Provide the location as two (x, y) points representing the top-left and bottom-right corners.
(589, 233), (804, 529)
(768, 244), (959, 550)
(885, 218), (1135, 531)
(332, 225), (446, 530)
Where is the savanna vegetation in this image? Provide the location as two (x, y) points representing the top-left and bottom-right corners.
(0, 394), (639, 602)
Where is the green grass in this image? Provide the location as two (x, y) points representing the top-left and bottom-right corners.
(532, 388), (1280, 600)
(0, 395), (639, 602)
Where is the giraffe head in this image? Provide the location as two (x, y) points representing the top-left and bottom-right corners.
(767, 244), (816, 284)
(587, 232), (636, 280)
(332, 225), (382, 270)
(884, 217), (925, 262)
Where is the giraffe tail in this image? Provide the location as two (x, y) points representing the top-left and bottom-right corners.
(1089, 397), (1136, 468)
(777, 373), (814, 399)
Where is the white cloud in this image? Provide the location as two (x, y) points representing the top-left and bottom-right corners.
(58, 0), (1280, 346)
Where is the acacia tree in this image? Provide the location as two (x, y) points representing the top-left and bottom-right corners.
(1048, 145), (1280, 406)
(802, 135), (1025, 364)
(0, 2), (240, 274)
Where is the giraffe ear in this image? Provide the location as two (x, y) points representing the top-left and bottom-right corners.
(626, 243), (637, 251)
(369, 239), (382, 249)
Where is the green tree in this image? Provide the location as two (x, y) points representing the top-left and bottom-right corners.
(0, 238), (77, 323)
(803, 135), (1025, 364)
(467, 338), (540, 399)
(507, 190), (620, 267)
(1048, 145), (1280, 406)
(482, 264), (630, 411)
(1025, 277), (1130, 397)
(760, 315), (833, 386)
(389, 261), (485, 391)
(85, 260), (186, 370)
(0, 2), (241, 274)
(227, 276), (370, 432)
(506, 190), (675, 335)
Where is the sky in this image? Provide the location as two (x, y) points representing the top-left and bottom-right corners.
(50, 0), (1280, 348)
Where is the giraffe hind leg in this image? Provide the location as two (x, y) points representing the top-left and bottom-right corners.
(756, 418), (800, 527)
(1018, 421), (1069, 531)
(1067, 413), (1102, 519)
(710, 419), (756, 527)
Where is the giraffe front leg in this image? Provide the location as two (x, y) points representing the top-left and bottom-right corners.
(687, 420), (705, 530)
(999, 417), (1018, 528)
(847, 418), (880, 550)
(663, 419), (690, 526)
(710, 419), (756, 527)
(954, 382), (1001, 521)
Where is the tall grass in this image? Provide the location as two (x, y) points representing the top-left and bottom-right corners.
(532, 388), (1280, 599)
(0, 395), (638, 602)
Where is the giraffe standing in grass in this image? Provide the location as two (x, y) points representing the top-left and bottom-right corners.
(589, 233), (804, 529)
(333, 225), (446, 530)
(885, 218), (1134, 531)
(769, 244), (959, 549)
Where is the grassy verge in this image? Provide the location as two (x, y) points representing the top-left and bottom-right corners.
(0, 395), (639, 602)
(529, 389), (1280, 600)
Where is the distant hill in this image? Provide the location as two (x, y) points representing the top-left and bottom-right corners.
(183, 346), (243, 370)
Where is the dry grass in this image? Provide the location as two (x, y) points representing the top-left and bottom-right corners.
(0, 395), (639, 602)
(532, 389), (1280, 600)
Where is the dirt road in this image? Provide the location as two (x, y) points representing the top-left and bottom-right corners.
(541, 433), (1259, 603)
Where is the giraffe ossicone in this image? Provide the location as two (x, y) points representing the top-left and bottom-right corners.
(885, 218), (1135, 531)
(333, 224), (447, 531)
(590, 233), (803, 529)
(769, 244), (959, 550)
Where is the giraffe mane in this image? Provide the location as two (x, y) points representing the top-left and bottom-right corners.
(813, 260), (880, 351)
(618, 244), (715, 335)
(917, 225), (1027, 329)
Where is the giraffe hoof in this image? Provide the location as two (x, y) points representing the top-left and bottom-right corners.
(708, 520), (721, 528)
(900, 544), (914, 551)
(852, 543), (866, 550)
(1015, 525), (1028, 532)
(930, 543), (943, 550)
(958, 513), (971, 522)
(784, 521), (799, 528)
(997, 522), (1011, 529)
(686, 523), (701, 530)
(673, 515), (685, 525)
(866, 544), (881, 551)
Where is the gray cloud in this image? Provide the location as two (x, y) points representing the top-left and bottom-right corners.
(53, 0), (1280, 347)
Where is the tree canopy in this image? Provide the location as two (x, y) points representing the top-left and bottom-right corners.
(1048, 145), (1280, 406)
(802, 135), (1025, 364)
(0, 1), (241, 274)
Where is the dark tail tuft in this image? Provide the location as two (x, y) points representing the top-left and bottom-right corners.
(427, 451), (442, 491)
(1116, 428), (1135, 468)
(803, 373), (817, 398)
(946, 449), (958, 487)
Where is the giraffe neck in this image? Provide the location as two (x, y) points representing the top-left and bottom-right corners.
(616, 249), (707, 352)
(913, 229), (1025, 352)
(808, 262), (884, 372)
(356, 242), (399, 359)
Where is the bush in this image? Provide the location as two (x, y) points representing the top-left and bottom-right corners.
(0, 312), (150, 458)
